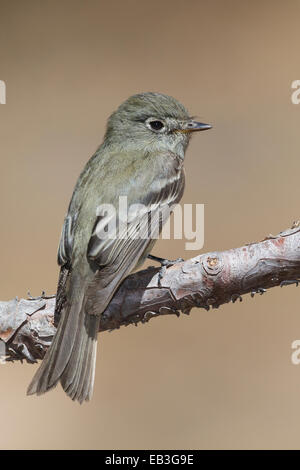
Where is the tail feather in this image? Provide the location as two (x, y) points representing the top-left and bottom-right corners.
(27, 280), (100, 403)
(61, 315), (99, 402)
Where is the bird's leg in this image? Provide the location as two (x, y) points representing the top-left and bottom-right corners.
(147, 253), (184, 266)
(147, 254), (184, 286)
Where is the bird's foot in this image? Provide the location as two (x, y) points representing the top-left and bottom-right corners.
(147, 254), (184, 286)
(280, 279), (300, 287)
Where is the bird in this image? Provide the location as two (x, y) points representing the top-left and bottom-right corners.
(27, 92), (212, 403)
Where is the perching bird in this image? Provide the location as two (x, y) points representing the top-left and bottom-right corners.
(27, 92), (211, 403)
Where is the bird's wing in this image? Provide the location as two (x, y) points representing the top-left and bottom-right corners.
(84, 166), (185, 314)
(56, 149), (185, 315)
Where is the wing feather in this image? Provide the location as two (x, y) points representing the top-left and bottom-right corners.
(87, 169), (184, 269)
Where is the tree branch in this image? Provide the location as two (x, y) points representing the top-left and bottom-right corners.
(1, 224), (299, 363)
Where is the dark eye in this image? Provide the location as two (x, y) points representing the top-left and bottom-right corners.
(149, 120), (164, 131)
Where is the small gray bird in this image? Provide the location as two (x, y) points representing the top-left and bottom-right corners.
(27, 92), (211, 403)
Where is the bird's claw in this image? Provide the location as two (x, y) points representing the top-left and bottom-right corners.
(27, 290), (55, 300)
(231, 293), (243, 303)
(27, 290), (44, 300)
(250, 287), (267, 297)
(280, 279), (300, 287)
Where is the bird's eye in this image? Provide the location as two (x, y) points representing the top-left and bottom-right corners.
(146, 119), (165, 132)
(150, 120), (164, 130)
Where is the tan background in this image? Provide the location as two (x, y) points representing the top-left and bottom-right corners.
(0, 0), (300, 450)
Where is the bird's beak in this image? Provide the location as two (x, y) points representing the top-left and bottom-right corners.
(178, 121), (212, 133)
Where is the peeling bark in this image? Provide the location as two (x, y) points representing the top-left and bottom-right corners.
(1, 224), (299, 363)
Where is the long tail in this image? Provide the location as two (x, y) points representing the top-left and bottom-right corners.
(27, 275), (100, 403)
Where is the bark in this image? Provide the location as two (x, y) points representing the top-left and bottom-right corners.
(0, 224), (299, 363)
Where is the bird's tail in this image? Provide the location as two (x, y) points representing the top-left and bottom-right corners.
(27, 275), (100, 403)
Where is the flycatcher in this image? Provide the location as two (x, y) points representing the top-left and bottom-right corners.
(27, 92), (211, 403)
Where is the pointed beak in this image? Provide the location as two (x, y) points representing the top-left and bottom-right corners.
(178, 120), (212, 133)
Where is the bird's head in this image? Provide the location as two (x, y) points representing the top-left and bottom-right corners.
(104, 92), (212, 158)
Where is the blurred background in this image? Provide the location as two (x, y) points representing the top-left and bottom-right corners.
(0, 0), (300, 450)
